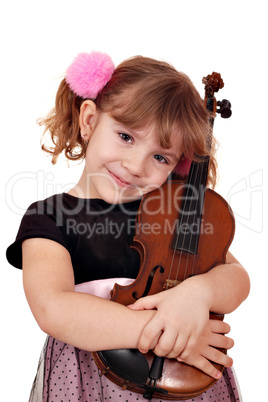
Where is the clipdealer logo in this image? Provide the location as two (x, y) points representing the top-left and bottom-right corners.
(5, 169), (264, 235)
(227, 170), (263, 233)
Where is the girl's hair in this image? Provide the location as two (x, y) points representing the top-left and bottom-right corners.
(39, 56), (217, 187)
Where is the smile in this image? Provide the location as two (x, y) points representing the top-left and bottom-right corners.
(108, 171), (134, 188)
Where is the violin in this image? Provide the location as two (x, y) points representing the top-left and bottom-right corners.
(92, 72), (234, 400)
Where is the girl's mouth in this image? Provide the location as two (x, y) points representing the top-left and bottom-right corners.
(108, 171), (133, 188)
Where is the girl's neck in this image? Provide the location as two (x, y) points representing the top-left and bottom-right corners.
(67, 167), (90, 199)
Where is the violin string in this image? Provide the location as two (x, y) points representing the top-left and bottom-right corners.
(177, 163), (198, 281)
(181, 162), (203, 281)
(188, 123), (214, 278)
(166, 162), (196, 287)
(168, 102), (214, 288)
(188, 143), (213, 278)
(166, 190), (186, 287)
(170, 159), (200, 284)
(189, 161), (206, 278)
(172, 158), (207, 284)
(175, 161), (195, 281)
(176, 119), (213, 282)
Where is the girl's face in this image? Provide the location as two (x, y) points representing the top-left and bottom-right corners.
(83, 111), (183, 204)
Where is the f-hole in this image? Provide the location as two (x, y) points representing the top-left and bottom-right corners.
(132, 266), (165, 300)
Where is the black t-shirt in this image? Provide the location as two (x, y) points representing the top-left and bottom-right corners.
(6, 193), (141, 285)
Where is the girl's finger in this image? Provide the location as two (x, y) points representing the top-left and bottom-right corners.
(152, 329), (178, 357)
(164, 332), (192, 359)
(128, 295), (158, 311)
(208, 333), (235, 350)
(138, 320), (163, 352)
(177, 333), (199, 360)
(202, 345), (233, 368)
(177, 354), (223, 380)
(209, 319), (231, 334)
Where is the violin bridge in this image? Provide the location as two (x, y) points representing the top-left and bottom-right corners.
(163, 279), (182, 289)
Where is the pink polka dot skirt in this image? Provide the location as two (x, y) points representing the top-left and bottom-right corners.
(29, 335), (242, 402)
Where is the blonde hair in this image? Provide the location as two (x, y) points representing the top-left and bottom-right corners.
(39, 56), (217, 187)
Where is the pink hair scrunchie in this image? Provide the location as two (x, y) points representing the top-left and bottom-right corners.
(66, 51), (115, 99)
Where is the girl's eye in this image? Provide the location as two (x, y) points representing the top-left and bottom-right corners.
(154, 154), (168, 164)
(119, 133), (133, 143)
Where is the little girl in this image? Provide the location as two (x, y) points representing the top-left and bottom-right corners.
(6, 52), (250, 401)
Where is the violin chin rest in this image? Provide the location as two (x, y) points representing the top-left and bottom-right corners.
(98, 349), (149, 385)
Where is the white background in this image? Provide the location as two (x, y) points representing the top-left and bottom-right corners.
(1, 1), (267, 401)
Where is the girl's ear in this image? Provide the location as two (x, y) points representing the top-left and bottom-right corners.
(79, 100), (98, 141)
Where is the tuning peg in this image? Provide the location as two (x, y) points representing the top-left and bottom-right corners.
(217, 99), (232, 118)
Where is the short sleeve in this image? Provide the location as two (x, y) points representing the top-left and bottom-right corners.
(6, 198), (69, 269)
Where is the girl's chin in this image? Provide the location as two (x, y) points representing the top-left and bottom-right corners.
(104, 192), (142, 204)
(101, 185), (143, 204)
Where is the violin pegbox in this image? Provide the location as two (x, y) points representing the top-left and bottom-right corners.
(202, 72), (232, 118)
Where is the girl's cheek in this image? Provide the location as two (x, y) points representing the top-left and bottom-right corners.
(148, 174), (168, 191)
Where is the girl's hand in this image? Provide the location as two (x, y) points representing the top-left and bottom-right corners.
(176, 319), (234, 379)
(128, 277), (234, 379)
(128, 277), (211, 358)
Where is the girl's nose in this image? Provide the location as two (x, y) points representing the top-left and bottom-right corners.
(122, 153), (146, 177)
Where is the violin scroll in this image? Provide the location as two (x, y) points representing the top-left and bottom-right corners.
(202, 72), (224, 95)
(202, 71), (224, 96)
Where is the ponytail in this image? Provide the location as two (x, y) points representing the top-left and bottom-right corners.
(39, 79), (85, 164)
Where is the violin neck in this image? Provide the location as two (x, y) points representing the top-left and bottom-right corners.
(188, 156), (209, 190)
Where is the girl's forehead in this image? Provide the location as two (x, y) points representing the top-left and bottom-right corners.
(137, 121), (183, 151)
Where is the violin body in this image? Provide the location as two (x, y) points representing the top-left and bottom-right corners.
(111, 181), (235, 305)
(92, 180), (235, 400)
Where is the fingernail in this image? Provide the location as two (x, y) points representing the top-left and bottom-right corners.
(139, 348), (148, 354)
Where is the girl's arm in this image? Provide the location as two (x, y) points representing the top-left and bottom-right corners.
(22, 238), (238, 379)
(195, 252), (250, 314)
(22, 238), (156, 351)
